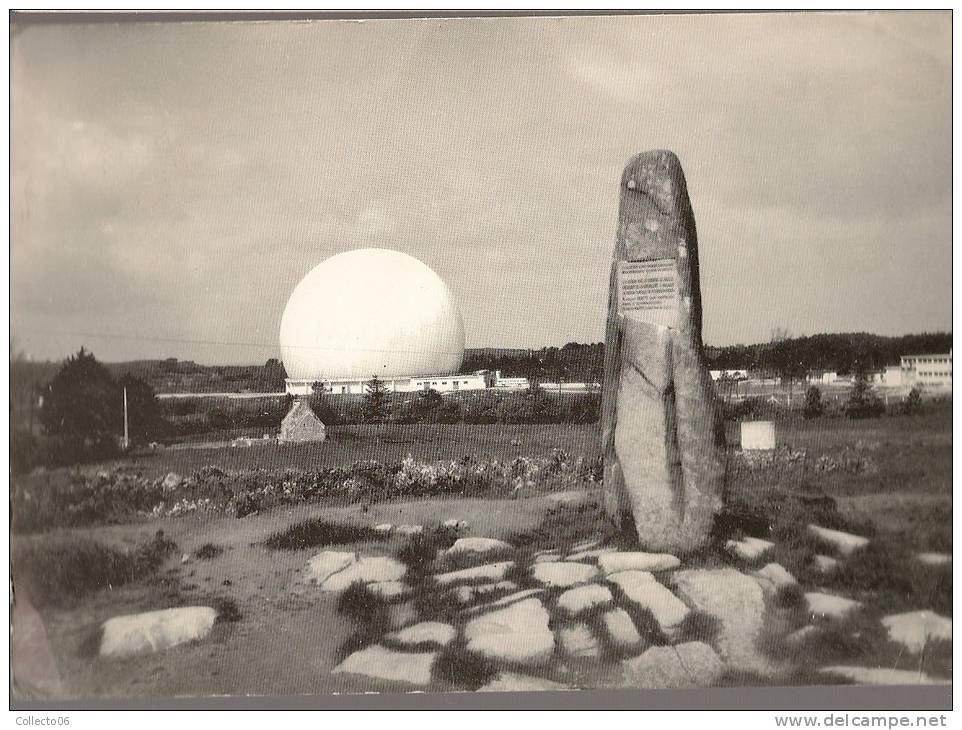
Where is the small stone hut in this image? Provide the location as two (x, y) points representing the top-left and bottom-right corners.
(279, 398), (326, 443)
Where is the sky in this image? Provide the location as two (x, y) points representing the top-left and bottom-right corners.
(11, 12), (952, 365)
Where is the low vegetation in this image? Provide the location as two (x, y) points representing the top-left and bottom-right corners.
(12, 529), (177, 608)
(265, 519), (386, 551)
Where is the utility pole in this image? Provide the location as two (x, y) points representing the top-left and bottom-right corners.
(123, 386), (129, 451)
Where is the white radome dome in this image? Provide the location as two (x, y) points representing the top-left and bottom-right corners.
(279, 248), (465, 381)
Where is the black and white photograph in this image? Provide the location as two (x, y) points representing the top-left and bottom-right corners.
(8, 10), (953, 711)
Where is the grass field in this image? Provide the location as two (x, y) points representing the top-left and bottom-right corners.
(10, 404), (952, 698)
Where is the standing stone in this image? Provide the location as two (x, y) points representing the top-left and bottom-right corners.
(601, 150), (726, 555)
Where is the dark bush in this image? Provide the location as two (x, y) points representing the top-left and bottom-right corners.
(803, 386), (823, 419)
(264, 519), (386, 551)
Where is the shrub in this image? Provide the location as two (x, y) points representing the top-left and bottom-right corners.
(195, 543), (225, 560)
(264, 519), (386, 550)
(12, 529), (177, 608)
(803, 386), (823, 419)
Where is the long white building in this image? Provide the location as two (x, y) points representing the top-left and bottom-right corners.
(286, 370), (499, 396)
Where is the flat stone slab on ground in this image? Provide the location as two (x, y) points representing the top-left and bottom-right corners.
(477, 672), (570, 692)
(607, 571), (689, 633)
(598, 552), (680, 574)
(100, 606), (218, 659)
(530, 561), (600, 588)
(916, 552), (951, 566)
(366, 581), (409, 599)
(725, 537), (775, 562)
(673, 568), (771, 675)
(601, 608), (643, 651)
(372, 523), (393, 534)
(395, 524), (424, 536)
(434, 561), (514, 586)
(466, 588), (543, 614)
(558, 623), (601, 659)
(805, 592), (862, 619)
(445, 537), (513, 556)
(332, 645), (436, 686)
(785, 626), (819, 646)
(464, 598), (554, 666)
(387, 621), (457, 648)
(820, 666), (951, 686)
(814, 555), (840, 573)
(752, 563), (797, 596)
(319, 556), (408, 592)
(305, 551), (357, 585)
(556, 584), (613, 615)
(565, 547), (619, 562)
(880, 610), (952, 654)
(454, 581), (518, 604)
(622, 642), (724, 689)
(808, 525), (869, 556)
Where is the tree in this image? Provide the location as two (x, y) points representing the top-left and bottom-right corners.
(803, 386), (823, 419)
(845, 369), (884, 419)
(363, 375), (390, 424)
(261, 358), (287, 391)
(39, 348), (122, 456)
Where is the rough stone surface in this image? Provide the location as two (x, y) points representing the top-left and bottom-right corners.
(556, 584), (614, 615)
(445, 537), (513, 556)
(880, 610), (952, 653)
(814, 555), (840, 573)
(601, 608), (643, 650)
(607, 571), (689, 632)
(785, 626), (819, 646)
(752, 563), (797, 595)
(372, 523), (393, 534)
(332, 645), (436, 686)
(387, 602), (418, 629)
(601, 150), (726, 556)
(725, 537), (775, 562)
(808, 525), (869, 556)
(305, 551), (357, 585)
(805, 592), (862, 619)
(565, 547), (620, 562)
(395, 524), (423, 536)
(598, 551), (681, 574)
(916, 552), (951, 566)
(570, 539), (603, 553)
(673, 568), (770, 674)
(434, 561), (514, 586)
(820, 666), (950, 686)
(319, 556), (407, 592)
(530, 561), (600, 588)
(464, 598), (554, 665)
(467, 588), (543, 614)
(558, 624), (601, 659)
(366, 581), (409, 599)
(453, 581), (518, 604)
(477, 673), (570, 692)
(442, 518), (468, 530)
(162, 472), (183, 490)
(622, 642), (724, 689)
(100, 606), (217, 659)
(387, 621), (457, 648)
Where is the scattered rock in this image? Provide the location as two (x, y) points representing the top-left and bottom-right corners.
(180, 553), (190, 565)
(607, 571), (689, 633)
(785, 625), (819, 646)
(464, 598), (554, 666)
(916, 552), (951, 566)
(880, 610), (952, 654)
(332, 645), (436, 686)
(808, 525), (869, 556)
(100, 606), (217, 659)
(752, 563), (797, 596)
(570, 538), (603, 553)
(477, 672), (569, 692)
(820, 666), (950, 686)
(556, 584), (613, 615)
(534, 553), (562, 564)
(598, 551), (681, 574)
(395, 524), (424, 536)
(366, 581), (409, 599)
(467, 588), (543, 614)
(674, 568), (770, 674)
(530, 561), (599, 588)
(622, 642), (724, 689)
(445, 537), (513, 556)
(805, 592), (862, 619)
(544, 490), (593, 507)
(454, 581), (518, 604)
(162, 472), (183, 490)
(725, 537), (775, 562)
(601, 608), (643, 651)
(305, 551), (357, 585)
(814, 555), (839, 573)
(443, 518), (469, 530)
(319, 556), (407, 592)
(434, 561), (514, 586)
(565, 547), (620, 562)
(558, 624), (601, 659)
(387, 621), (457, 648)
(372, 523), (393, 534)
